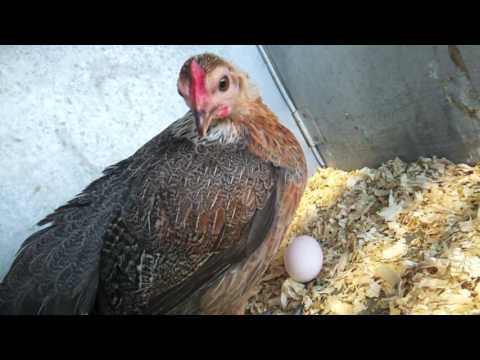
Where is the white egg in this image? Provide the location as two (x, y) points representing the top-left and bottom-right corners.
(284, 235), (323, 283)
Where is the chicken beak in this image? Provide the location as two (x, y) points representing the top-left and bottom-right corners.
(194, 111), (208, 138)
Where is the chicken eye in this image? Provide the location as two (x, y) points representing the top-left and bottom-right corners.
(218, 76), (229, 92)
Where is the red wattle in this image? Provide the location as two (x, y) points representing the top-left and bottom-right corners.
(216, 105), (230, 118)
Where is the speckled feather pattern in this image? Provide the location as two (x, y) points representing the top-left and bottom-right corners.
(96, 119), (277, 313)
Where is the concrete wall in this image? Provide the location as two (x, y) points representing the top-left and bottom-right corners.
(0, 45), (317, 279)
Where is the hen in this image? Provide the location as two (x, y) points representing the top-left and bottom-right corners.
(0, 53), (307, 315)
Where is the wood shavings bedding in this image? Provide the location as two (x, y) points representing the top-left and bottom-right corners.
(246, 157), (480, 315)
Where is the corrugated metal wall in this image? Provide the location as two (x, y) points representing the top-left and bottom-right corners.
(265, 45), (480, 170)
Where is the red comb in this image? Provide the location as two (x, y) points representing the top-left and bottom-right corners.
(189, 59), (208, 110)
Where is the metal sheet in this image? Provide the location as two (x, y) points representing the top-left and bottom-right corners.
(264, 45), (480, 170)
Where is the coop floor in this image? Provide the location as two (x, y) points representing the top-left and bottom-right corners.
(247, 157), (480, 315)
